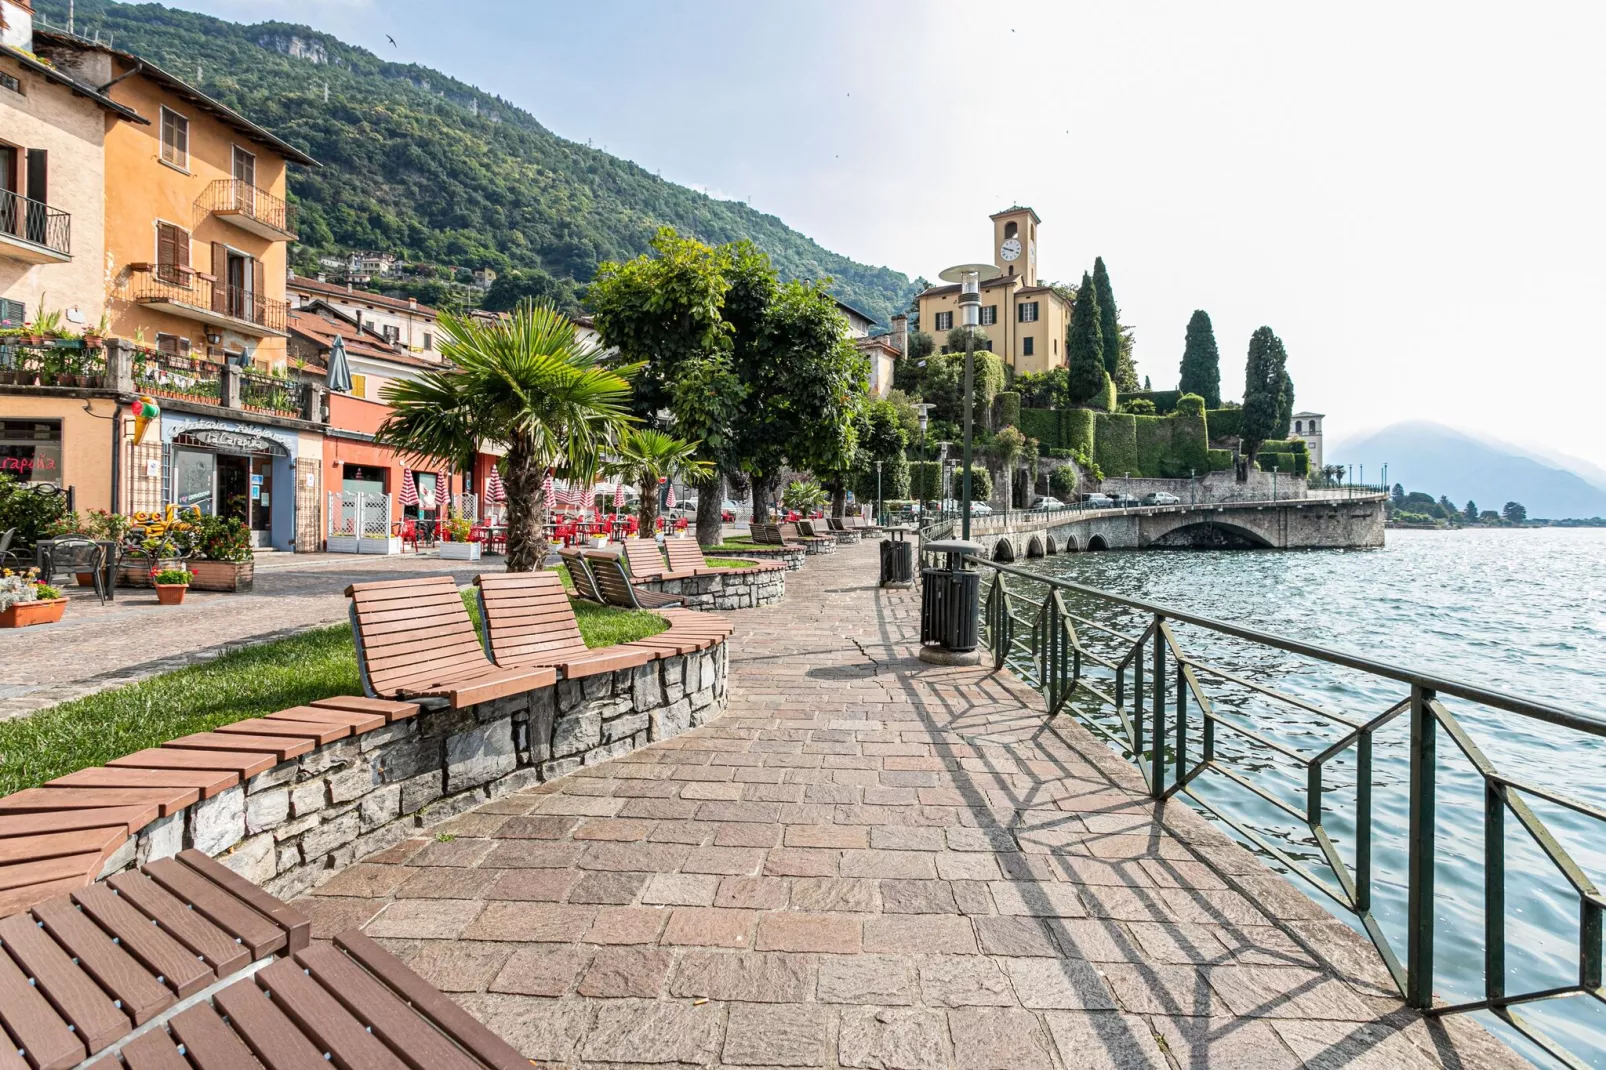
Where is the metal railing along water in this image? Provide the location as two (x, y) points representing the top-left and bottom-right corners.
(955, 554), (1604, 1067)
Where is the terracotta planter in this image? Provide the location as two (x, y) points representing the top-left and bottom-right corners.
(154, 584), (188, 606)
(76, 572), (98, 587)
(188, 559), (254, 593)
(0, 597), (67, 628)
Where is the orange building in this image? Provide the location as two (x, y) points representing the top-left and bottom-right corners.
(37, 29), (316, 368)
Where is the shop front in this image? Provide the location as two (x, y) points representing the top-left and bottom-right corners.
(160, 415), (304, 550)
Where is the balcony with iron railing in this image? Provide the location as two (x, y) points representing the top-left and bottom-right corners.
(123, 266), (289, 337)
(195, 178), (298, 241)
(239, 367), (310, 418)
(0, 189), (71, 264)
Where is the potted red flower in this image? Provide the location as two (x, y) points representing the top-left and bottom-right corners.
(151, 566), (192, 605)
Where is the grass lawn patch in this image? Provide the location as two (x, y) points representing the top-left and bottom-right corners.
(704, 557), (758, 568)
(701, 541), (771, 554)
(0, 588), (666, 797)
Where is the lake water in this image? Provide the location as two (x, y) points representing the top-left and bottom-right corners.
(997, 528), (1606, 1067)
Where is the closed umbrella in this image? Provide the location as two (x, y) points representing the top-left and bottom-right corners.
(487, 469), (505, 503)
(399, 469), (419, 507)
(613, 482), (625, 510)
(325, 336), (353, 393)
(543, 472), (556, 511)
(666, 484), (677, 509)
(435, 471), (452, 512)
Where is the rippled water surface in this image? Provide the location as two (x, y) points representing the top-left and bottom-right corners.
(1003, 528), (1606, 1066)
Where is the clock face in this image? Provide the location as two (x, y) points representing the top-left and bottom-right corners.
(1000, 238), (1022, 262)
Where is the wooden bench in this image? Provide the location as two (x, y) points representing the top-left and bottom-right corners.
(583, 549), (688, 610)
(623, 537), (697, 581)
(0, 852), (525, 1070)
(558, 546), (606, 602)
(748, 523), (795, 547)
(346, 576), (556, 708)
(664, 538), (785, 577)
(779, 521), (832, 550)
(475, 571), (655, 678)
(800, 518), (854, 545)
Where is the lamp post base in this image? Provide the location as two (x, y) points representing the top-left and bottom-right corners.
(917, 645), (984, 667)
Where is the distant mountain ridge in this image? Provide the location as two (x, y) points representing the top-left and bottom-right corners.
(34, 0), (921, 325)
(1334, 422), (1606, 520)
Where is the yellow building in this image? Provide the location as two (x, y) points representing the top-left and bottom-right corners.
(37, 29), (317, 370)
(914, 207), (1073, 376)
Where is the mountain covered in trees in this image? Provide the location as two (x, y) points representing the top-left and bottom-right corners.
(35, 0), (921, 325)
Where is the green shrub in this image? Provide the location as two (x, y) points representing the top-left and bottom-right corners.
(191, 514), (254, 562)
(1049, 466), (1078, 498)
(1256, 451), (1308, 476)
(1175, 393), (1206, 417)
(1254, 438), (1308, 455)
(1018, 407), (1058, 448)
(0, 475), (71, 551)
(1134, 415), (1173, 474)
(963, 464), (992, 502)
(1169, 396), (1211, 474)
(1206, 407), (1243, 440)
(1094, 412), (1139, 476)
(1122, 398), (1157, 415)
(1117, 390), (1181, 414)
(1045, 448), (1074, 459)
(1064, 408), (1096, 456)
(1206, 448), (1235, 471)
(1089, 376), (1118, 411)
(995, 391), (1021, 429)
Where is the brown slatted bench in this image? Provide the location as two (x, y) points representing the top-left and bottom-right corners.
(582, 549), (688, 610)
(779, 521), (832, 550)
(0, 851), (524, 1070)
(622, 537), (697, 582)
(664, 537), (786, 578)
(0, 698), (420, 914)
(799, 518), (854, 545)
(558, 546), (606, 602)
(475, 571), (655, 678)
(347, 576), (556, 708)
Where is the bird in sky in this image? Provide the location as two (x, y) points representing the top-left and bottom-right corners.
(386, 34), (397, 47)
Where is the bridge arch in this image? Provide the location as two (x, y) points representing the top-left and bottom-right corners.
(1044, 535), (1057, 555)
(1026, 535), (1045, 558)
(1061, 534), (1078, 552)
(1086, 534), (1110, 552)
(992, 539), (1016, 563)
(1148, 521), (1274, 550)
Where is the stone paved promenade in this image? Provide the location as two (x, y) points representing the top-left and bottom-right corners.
(296, 540), (1524, 1069)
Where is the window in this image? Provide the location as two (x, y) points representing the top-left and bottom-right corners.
(155, 221), (190, 284)
(160, 107), (189, 168)
(979, 305), (997, 326)
(0, 419), (62, 485)
(1023, 337), (1034, 357)
(1018, 302), (1039, 323)
(382, 324), (400, 344)
(422, 332), (434, 351)
(934, 311), (953, 332)
(232, 146), (255, 186)
(0, 299), (25, 327)
(0, 72), (20, 96)
(1295, 421), (1302, 434)
(1003, 221), (1017, 240)
(155, 333), (192, 357)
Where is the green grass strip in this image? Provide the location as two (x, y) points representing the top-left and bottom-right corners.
(703, 557), (758, 569)
(0, 589), (666, 797)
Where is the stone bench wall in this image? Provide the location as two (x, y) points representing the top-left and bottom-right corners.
(98, 644), (729, 901)
(643, 568), (784, 611)
(714, 545), (807, 571)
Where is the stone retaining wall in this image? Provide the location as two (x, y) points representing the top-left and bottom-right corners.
(644, 567), (784, 611)
(714, 544), (807, 571)
(98, 644), (730, 901)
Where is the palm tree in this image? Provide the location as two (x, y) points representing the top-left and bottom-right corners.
(376, 302), (639, 571)
(609, 428), (712, 533)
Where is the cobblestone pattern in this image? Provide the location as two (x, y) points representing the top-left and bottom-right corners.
(0, 553), (505, 720)
(649, 569), (785, 611)
(100, 645), (728, 902)
(298, 540), (1524, 1070)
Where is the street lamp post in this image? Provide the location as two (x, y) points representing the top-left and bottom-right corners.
(875, 460), (883, 526)
(915, 403), (934, 521)
(939, 263), (1001, 541)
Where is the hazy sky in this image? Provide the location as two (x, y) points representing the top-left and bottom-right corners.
(165, 0), (1606, 466)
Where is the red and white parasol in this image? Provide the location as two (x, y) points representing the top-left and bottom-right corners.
(613, 482), (626, 510)
(543, 472), (556, 511)
(399, 469), (419, 507)
(486, 469), (506, 503)
(665, 484), (677, 509)
(435, 471), (451, 511)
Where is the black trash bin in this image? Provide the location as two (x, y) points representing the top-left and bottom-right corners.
(919, 539), (983, 653)
(879, 529), (913, 586)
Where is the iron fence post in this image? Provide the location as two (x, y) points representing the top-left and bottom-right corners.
(1407, 684), (1437, 1009)
(1485, 781), (1505, 1005)
(1356, 728), (1373, 914)
(1151, 614), (1165, 796)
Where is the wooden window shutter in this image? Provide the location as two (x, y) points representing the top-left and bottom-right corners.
(175, 227), (190, 271)
(212, 242), (228, 313)
(157, 224), (176, 275)
(250, 256), (264, 323)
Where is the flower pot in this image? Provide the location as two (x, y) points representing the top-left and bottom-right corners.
(119, 558), (182, 587)
(75, 572), (98, 587)
(84, 335), (103, 349)
(154, 583), (188, 605)
(0, 597), (67, 628)
(188, 559), (254, 592)
(438, 541), (481, 562)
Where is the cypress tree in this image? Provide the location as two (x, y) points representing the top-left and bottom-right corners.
(1464, 500), (1478, 522)
(1277, 370), (1295, 438)
(1178, 310), (1221, 407)
(1066, 271), (1107, 405)
(1240, 326), (1287, 462)
(1092, 257), (1121, 379)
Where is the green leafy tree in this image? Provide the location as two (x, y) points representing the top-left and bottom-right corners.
(1240, 326), (1288, 467)
(944, 327), (992, 354)
(482, 269), (581, 314)
(1092, 257), (1133, 388)
(1278, 370), (1296, 438)
(1392, 483), (1407, 506)
(1017, 368), (1069, 408)
(906, 330), (935, 362)
(1066, 271), (1108, 405)
(992, 426), (1026, 511)
(1464, 500), (1478, 522)
(1439, 495), (1457, 520)
(1178, 310), (1222, 407)
(608, 427), (714, 532)
(377, 302), (638, 571)
(1503, 501), (1528, 524)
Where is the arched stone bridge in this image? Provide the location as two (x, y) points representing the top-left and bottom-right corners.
(956, 495), (1386, 561)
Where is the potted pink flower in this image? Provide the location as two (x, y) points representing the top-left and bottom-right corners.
(151, 566), (192, 606)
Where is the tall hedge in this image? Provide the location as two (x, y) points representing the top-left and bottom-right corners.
(1256, 451), (1308, 476)
(906, 461), (991, 501)
(1134, 416), (1174, 475)
(851, 451), (910, 501)
(1117, 390), (1182, 414)
(995, 391), (1021, 430)
(1093, 413), (1139, 476)
(1206, 407), (1243, 440)
(1206, 448), (1235, 472)
(1064, 408), (1096, 456)
(1019, 407), (1058, 449)
(1170, 394), (1210, 474)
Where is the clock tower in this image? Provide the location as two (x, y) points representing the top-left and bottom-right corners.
(991, 206), (1040, 286)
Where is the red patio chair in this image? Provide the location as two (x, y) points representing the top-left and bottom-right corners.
(398, 519), (419, 553)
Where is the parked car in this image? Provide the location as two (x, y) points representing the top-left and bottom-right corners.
(1110, 493), (1140, 508)
(1141, 491), (1181, 506)
(1030, 496), (1067, 511)
(1082, 493), (1115, 508)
